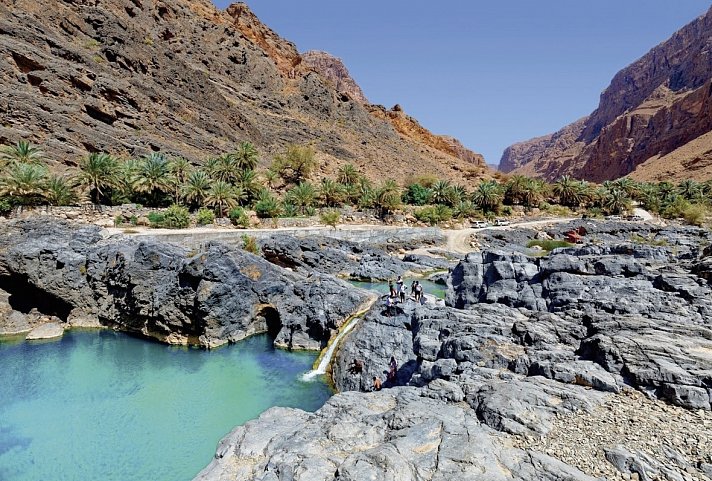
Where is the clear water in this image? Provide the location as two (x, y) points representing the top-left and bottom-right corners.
(0, 331), (331, 481)
(350, 279), (447, 299)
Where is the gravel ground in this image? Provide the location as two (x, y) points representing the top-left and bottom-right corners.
(515, 388), (712, 480)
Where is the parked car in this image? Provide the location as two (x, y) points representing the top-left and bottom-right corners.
(494, 218), (511, 226)
(605, 215), (622, 221)
(626, 215), (644, 221)
(471, 220), (489, 228)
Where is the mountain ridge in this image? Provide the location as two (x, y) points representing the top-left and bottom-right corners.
(0, 0), (488, 182)
(499, 6), (712, 182)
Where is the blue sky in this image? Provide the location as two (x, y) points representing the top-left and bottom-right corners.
(213, 1), (711, 166)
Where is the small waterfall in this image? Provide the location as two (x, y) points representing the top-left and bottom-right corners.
(302, 315), (360, 382)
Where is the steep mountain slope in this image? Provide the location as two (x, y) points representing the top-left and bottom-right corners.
(0, 0), (487, 182)
(499, 6), (712, 182)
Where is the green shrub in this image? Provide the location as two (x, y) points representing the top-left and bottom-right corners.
(0, 198), (11, 216)
(161, 204), (190, 229)
(630, 233), (668, 247)
(147, 211), (165, 227)
(228, 206), (249, 227)
(682, 204), (706, 227)
(281, 202), (298, 218)
(196, 208), (215, 226)
(129, 215), (138, 226)
(403, 183), (432, 206)
(414, 205), (453, 225)
(501, 205), (513, 216)
(241, 234), (260, 255)
(320, 209), (341, 229)
(254, 193), (281, 218)
(527, 240), (574, 252)
(114, 215), (124, 227)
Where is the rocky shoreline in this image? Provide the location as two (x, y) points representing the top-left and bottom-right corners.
(1, 219), (711, 480)
(196, 220), (712, 481)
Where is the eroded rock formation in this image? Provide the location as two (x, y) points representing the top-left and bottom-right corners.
(500, 6), (712, 182)
(198, 221), (712, 481)
(0, 219), (370, 349)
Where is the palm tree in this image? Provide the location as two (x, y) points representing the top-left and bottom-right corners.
(471, 180), (504, 212)
(601, 188), (630, 215)
(233, 141), (259, 171)
(678, 179), (702, 201)
(208, 154), (238, 184)
(505, 175), (528, 205)
(262, 169), (279, 190)
(319, 178), (346, 207)
(0, 140), (43, 166)
(182, 170), (211, 207)
(169, 157), (192, 203)
(553, 175), (590, 208)
(286, 182), (317, 215)
(76, 152), (119, 204)
(337, 164), (360, 185)
(0, 162), (48, 205)
(132, 153), (174, 206)
(611, 177), (639, 198)
(520, 178), (545, 208)
(430, 180), (453, 205)
(205, 181), (241, 217)
(374, 179), (401, 218)
(46, 175), (78, 206)
(235, 168), (261, 203)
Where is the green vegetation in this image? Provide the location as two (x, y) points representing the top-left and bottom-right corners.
(228, 206), (250, 227)
(0, 139), (710, 229)
(241, 234), (260, 255)
(195, 208), (215, 226)
(630, 233), (669, 247)
(527, 240), (574, 251)
(320, 209), (341, 229)
(414, 205), (453, 225)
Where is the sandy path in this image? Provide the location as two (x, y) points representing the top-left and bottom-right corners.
(436, 218), (578, 254)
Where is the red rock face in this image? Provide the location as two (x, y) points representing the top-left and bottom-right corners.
(500, 6), (712, 182)
(0, 0), (488, 183)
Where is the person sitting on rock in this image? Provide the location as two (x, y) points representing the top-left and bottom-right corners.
(420, 292), (427, 306)
(373, 376), (382, 391)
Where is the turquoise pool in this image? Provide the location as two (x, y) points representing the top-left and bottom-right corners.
(350, 278), (447, 299)
(0, 331), (331, 481)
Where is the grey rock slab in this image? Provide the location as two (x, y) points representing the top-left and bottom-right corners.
(25, 322), (64, 340)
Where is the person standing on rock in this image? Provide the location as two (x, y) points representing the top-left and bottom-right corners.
(388, 280), (396, 298)
(373, 376), (382, 391)
(399, 283), (406, 303)
(396, 276), (404, 298)
(414, 281), (422, 301)
(388, 357), (397, 382)
(411, 280), (417, 299)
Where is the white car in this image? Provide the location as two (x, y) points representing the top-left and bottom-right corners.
(494, 218), (511, 226)
(471, 220), (489, 228)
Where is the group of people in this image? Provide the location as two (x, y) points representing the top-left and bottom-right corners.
(384, 276), (426, 315)
(348, 357), (398, 392)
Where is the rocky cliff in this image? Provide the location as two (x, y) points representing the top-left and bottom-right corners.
(500, 6), (712, 182)
(0, 0), (487, 182)
(301, 50), (368, 103)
